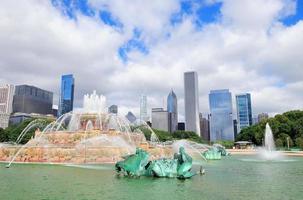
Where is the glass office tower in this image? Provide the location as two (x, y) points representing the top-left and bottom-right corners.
(236, 93), (252, 133)
(59, 74), (74, 117)
(209, 89), (234, 141)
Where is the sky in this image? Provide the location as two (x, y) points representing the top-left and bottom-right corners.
(0, 0), (303, 121)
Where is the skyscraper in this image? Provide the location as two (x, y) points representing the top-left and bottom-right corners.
(236, 93), (252, 133)
(199, 113), (210, 141)
(152, 108), (169, 131)
(209, 89), (234, 141)
(167, 89), (178, 133)
(108, 105), (118, 114)
(140, 94), (148, 121)
(0, 84), (15, 128)
(59, 74), (74, 117)
(184, 71), (200, 136)
(13, 85), (53, 115)
(125, 111), (137, 123)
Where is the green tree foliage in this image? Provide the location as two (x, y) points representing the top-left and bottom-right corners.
(275, 138), (283, 147)
(135, 126), (206, 144)
(172, 131), (204, 143)
(215, 140), (234, 149)
(1, 118), (54, 144)
(295, 137), (303, 149)
(0, 127), (8, 142)
(140, 127), (152, 141)
(236, 110), (303, 148)
(153, 129), (173, 141)
(130, 125), (153, 141)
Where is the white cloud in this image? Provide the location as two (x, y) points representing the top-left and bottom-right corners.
(220, 0), (295, 31)
(0, 0), (302, 120)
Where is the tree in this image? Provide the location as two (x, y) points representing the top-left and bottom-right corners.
(173, 131), (204, 143)
(275, 138), (283, 147)
(215, 140), (234, 149)
(236, 110), (303, 148)
(295, 137), (303, 149)
(3, 118), (54, 144)
(0, 127), (8, 142)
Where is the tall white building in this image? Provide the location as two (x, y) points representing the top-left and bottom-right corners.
(0, 84), (15, 128)
(140, 94), (148, 121)
(184, 71), (200, 136)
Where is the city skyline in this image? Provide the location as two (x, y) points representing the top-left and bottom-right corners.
(0, 0), (302, 119)
(0, 76), (293, 122)
(1, 1), (303, 198)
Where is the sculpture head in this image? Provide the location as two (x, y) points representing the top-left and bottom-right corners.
(179, 147), (185, 154)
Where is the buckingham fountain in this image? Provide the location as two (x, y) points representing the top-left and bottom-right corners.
(0, 91), (224, 171)
(0, 91), (164, 167)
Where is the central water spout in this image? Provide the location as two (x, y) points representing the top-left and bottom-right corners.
(83, 90), (106, 113)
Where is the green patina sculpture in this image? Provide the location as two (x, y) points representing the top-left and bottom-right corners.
(203, 147), (222, 160)
(202, 144), (230, 160)
(115, 147), (196, 179)
(213, 144), (230, 156)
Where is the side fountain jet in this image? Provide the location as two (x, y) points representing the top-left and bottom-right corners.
(115, 147), (197, 179)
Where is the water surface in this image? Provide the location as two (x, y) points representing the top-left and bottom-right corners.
(1, 155), (303, 200)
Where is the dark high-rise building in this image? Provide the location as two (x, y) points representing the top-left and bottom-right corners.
(52, 105), (58, 117)
(125, 111), (137, 123)
(184, 71), (200, 135)
(236, 93), (252, 133)
(178, 122), (185, 131)
(199, 113), (210, 141)
(13, 85), (53, 115)
(108, 105), (118, 114)
(233, 119), (238, 139)
(209, 89), (234, 141)
(59, 74), (74, 117)
(167, 89), (178, 133)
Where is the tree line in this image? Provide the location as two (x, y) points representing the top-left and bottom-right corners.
(236, 110), (303, 149)
(0, 118), (52, 144)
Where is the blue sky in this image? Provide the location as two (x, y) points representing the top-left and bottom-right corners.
(281, 0), (303, 25)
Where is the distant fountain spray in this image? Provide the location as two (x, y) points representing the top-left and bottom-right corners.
(258, 123), (283, 160)
(264, 123), (275, 151)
